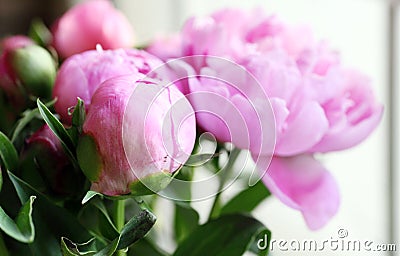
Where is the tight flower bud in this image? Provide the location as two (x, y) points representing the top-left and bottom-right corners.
(0, 36), (34, 108)
(1, 36), (56, 100)
(52, 0), (135, 58)
(53, 48), (162, 124)
(77, 75), (196, 196)
(9, 45), (56, 99)
(21, 125), (84, 196)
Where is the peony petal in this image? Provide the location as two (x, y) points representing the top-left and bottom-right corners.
(260, 154), (340, 230)
(311, 105), (383, 152)
(275, 101), (329, 156)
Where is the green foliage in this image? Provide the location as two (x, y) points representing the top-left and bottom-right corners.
(221, 181), (271, 215)
(0, 196), (36, 243)
(0, 131), (19, 172)
(173, 214), (271, 256)
(62, 210), (156, 256)
(174, 203), (199, 243)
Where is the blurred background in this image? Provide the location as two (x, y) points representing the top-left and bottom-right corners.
(0, 0), (398, 255)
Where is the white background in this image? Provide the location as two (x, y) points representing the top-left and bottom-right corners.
(114, 0), (397, 255)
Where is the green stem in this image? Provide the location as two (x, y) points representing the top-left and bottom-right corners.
(208, 147), (241, 220)
(0, 232), (9, 256)
(113, 199), (126, 256)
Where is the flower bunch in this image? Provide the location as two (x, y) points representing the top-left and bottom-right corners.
(0, 1), (382, 256)
(148, 8), (383, 229)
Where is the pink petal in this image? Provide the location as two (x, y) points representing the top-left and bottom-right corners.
(275, 101), (329, 156)
(312, 105), (383, 152)
(261, 154), (340, 230)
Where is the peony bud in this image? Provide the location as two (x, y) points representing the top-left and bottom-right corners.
(9, 45), (56, 99)
(77, 75), (196, 196)
(52, 0), (135, 58)
(1, 36), (56, 100)
(0, 36), (35, 108)
(52, 48), (163, 124)
(21, 125), (85, 196)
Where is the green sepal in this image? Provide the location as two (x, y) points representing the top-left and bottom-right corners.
(77, 135), (103, 182)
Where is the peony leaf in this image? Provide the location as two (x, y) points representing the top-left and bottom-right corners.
(28, 18), (52, 47)
(37, 98), (75, 149)
(37, 98), (79, 169)
(64, 209), (156, 256)
(8, 171), (92, 255)
(0, 196), (36, 243)
(78, 199), (119, 242)
(174, 203), (199, 243)
(0, 131), (18, 172)
(69, 97), (86, 144)
(72, 97), (85, 133)
(220, 181), (271, 215)
(10, 98), (57, 142)
(82, 191), (103, 205)
(128, 239), (168, 256)
(173, 214), (271, 256)
(60, 237), (97, 256)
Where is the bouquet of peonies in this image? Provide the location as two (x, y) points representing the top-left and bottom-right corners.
(0, 0), (383, 255)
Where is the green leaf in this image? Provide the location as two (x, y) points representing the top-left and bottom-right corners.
(0, 131), (18, 171)
(220, 181), (271, 215)
(28, 18), (52, 46)
(37, 98), (75, 149)
(8, 171), (92, 255)
(128, 239), (168, 256)
(69, 98), (86, 145)
(72, 98), (86, 132)
(61, 237), (97, 256)
(117, 210), (156, 250)
(82, 191), (103, 205)
(78, 199), (119, 242)
(184, 153), (219, 166)
(0, 196), (36, 243)
(174, 203), (199, 243)
(173, 214), (271, 256)
(37, 98), (79, 169)
(10, 98), (57, 143)
(67, 209), (156, 256)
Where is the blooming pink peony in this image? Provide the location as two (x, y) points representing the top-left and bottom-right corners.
(53, 48), (162, 124)
(52, 0), (134, 58)
(148, 8), (383, 229)
(78, 75), (196, 196)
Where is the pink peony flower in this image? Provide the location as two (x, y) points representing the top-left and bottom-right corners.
(78, 75), (196, 196)
(52, 0), (134, 58)
(148, 8), (383, 229)
(146, 33), (184, 61)
(52, 48), (162, 124)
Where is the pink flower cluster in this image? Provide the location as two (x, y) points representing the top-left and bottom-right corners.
(1, 0), (382, 231)
(148, 8), (383, 229)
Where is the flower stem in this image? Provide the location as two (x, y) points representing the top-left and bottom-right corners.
(114, 199), (126, 256)
(0, 233), (9, 256)
(208, 147), (241, 220)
